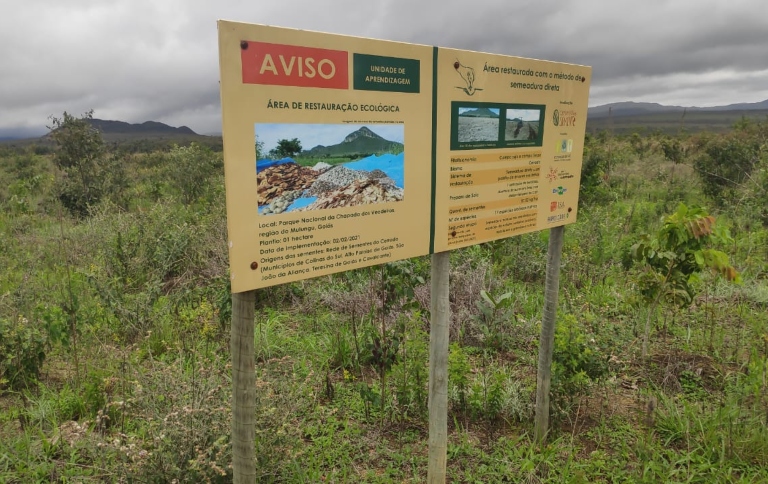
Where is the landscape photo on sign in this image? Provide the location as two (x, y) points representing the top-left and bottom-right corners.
(504, 108), (542, 142)
(456, 106), (500, 143)
(255, 123), (405, 215)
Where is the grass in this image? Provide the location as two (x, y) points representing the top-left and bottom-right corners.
(1, 122), (768, 481)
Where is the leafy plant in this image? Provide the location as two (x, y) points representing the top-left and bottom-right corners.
(630, 203), (740, 357)
(474, 289), (516, 350)
(551, 314), (609, 409)
(0, 315), (47, 389)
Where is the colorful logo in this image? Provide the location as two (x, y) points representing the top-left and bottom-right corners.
(550, 201), (565, 212)
(546, 167), (559, 182)
(241, 41), (349, 89)
(553, 109), (577, 127)
(552, 186), (567, 195)
(555, 139), (573, 153)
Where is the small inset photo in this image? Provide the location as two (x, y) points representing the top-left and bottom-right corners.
(456, 106), (500, 143)
(504, 109), (542, 142)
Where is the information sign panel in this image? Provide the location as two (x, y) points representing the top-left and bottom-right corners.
(218, 21), (591, 292)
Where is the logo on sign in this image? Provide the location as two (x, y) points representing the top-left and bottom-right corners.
(555, 139), (573, 153)
(552, 186), (567, 195)
(550, 201), (565, 212)
(553, 109), (577, 127)
(241, 41), (349, 89)
(453, 61), (483, 96)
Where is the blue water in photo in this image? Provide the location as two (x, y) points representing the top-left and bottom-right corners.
(344, 153), (404, 188)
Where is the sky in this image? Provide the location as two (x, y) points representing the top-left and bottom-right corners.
(2, 0), (767, 138)
(255, 124), (404, 155)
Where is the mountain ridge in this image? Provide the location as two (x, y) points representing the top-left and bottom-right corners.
(304, 127), (403, 158)
(589, 99), (768, 118)
(458, 107), (499, 118)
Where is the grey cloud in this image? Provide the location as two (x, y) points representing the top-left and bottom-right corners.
(1, 0), (767, 137)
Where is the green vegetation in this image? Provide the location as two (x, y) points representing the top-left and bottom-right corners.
(269, 138), (302, 159)
(2, 112), (768, 482)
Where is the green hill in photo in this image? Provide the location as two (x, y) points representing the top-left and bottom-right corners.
(303, 126), (403, 158)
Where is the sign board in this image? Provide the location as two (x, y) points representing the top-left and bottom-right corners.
(218, 21), (591, 292)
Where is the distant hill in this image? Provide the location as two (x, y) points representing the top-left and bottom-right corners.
(458, 107), (499, 118)
(587, 99), (768, 134)
(1, 118), (221, 152)
(303, 127), (403, 157)
(589, 99), (768, 118)
(86, 119), (197, 136)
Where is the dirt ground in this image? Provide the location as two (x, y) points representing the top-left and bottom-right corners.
(505, 121), (538, 141)
(458, 116), (500, 142)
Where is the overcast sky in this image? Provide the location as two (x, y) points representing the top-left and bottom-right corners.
(2, 0), (767, 137)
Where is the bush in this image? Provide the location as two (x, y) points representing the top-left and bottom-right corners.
(49, 111), (108, 217)
(0, 315), (47, 389)
(165, 144), (223, 205)
(693, 122), (764, 204)
(579, 135), (612, 205)
(551, 314), (608, 407)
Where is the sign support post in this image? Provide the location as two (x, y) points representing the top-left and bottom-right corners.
(534, 225), (565, 443)
(428, 251), (450, 483)
(231, 290), (257, 483)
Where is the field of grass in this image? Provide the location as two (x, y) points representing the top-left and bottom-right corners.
(1, 117), (768, 482)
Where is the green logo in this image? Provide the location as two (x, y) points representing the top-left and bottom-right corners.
(552, 109), (560, 126)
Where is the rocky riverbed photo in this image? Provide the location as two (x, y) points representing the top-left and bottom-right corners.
(255, 124), (405, 215)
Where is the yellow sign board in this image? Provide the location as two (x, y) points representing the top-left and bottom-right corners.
(432, 48), (591, 251)
(218, 21), (591, 292)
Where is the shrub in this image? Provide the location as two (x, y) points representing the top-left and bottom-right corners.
(551, 314), (608, 408)
(0, 315), (47, 389)
(49, 111), (108, 217)
(165, 144), (223, 205)
(693, 122), (764, 204)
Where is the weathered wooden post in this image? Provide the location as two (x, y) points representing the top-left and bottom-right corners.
(534, 225), (565, 444)
(231, 290), (256, 483)
(428, 251), (450, 483)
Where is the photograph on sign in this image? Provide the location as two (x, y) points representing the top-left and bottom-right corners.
(255, 123), (405, 215)
(450, 102), (546, 150)
(456, 105), (500, 144)
(504, 108), (544, 143)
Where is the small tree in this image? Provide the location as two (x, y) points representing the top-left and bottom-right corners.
(255, 139), (265, 160)
(630, 203), (740, 357)
(271, 138), (302, 159)
(166, 143), (222, 205)
(49, 110), (106, 216)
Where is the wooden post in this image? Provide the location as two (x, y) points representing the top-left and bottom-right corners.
(534, 225), (565, 444)
(428, 251), (450, 483)
(231, 290), (256, 483)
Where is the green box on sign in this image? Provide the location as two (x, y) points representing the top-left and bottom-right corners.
(353, 53), (420, 93)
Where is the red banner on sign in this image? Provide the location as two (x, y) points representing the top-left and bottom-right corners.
(241, 41), (349, 89)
